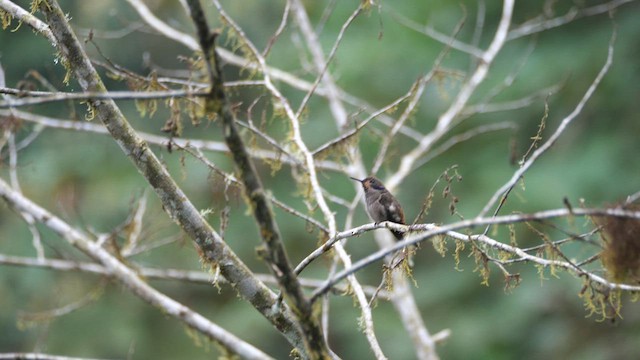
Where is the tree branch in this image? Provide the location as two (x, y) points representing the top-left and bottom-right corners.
(184, 1), (331, 358)
(0, 253), (391, 299)
(291, 2), (390, 357)
(0, 87), (206, 108)
(0, 178), (273, 360)
(478, 26), (616, 218)
(1, 109), (343, 173)
(309, 207), (640, 301)
(0, 0), (54, 41)
(37, 0), (307, 352)
(124, 0), (426, 142)
(507, 0), (633, 41)
(0, 353), (112, 360)
(386, 0), (515, 192)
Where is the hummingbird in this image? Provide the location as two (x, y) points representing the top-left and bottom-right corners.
(351, 176), (406, 240)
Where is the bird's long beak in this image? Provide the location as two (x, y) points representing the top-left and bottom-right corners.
(349, 177), (363, 183)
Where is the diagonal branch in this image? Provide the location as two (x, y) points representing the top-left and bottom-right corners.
(213, 0), (340, 242)
(0, 178), (273, 360)
(180, 145), (329, 235)
(386, 0), (515, 192)
(478, 27), (616, 218)
(183, 1), (332, 358)
(391, 9), (483, 58)
(290, 2), (387, 358)
(124, 0), (425, 141)
(37, 0), (307, 352)
(309, 206), (640, 301)
(0, 0), (54, 41)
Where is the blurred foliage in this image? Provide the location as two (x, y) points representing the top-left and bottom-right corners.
(1, 0), (640, 359)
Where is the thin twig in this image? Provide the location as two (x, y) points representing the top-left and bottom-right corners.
(0, 0), (54, 41)
(1, 109), (343, 172)
(7, 133), (45, 260)
(391, 10), (483, 58)
(294, 3), (362, 122)
(311, 90), (413, 157)
(180, 144), (330, 235)
(0, 253), (391, 299)
(386, 0), (515, 192)
(38, 0), (305, 351)
(478, 27), (616, 218)
(308, 206), (640, 301)
(0, 353), (114, 360)
(290, 3), (391, 357)
(507, 0), (633, 41)
(263, 0), (291, 57)
(370, 14), (464, 175)
(412, 122), (516, 172)
(0, 176), (273, 360)
(0, 87), (206, 108)
(461, 82), (562, 117)
(185, 1), (330, 357)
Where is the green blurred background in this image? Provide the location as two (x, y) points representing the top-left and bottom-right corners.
(1, 0), (639, 359)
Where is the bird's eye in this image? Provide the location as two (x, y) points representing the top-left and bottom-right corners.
(369, 179), (384, 190)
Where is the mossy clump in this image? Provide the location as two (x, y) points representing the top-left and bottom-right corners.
(599, 204), (640, 283)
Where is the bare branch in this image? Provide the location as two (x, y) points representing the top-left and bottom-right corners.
(386, 0), (515, 192)
(293, 3), (362, 124)
(310, 206), (640, 301)
(122, 0), (430, 143)
(412, 122), (516, 172)
(181, 145), (329, 235)
(508, 0), (633, 41)
(391, 10), (483, 58)
(211, 0), (342, 261)
(125, 0), (199, 50)
(1, 109), (343, 172)
(627, 191), (640, 205)
(478, 27), (616, 218)
(0, 353), (113, 360)
(0, 0), (54, 42)
(371, 76), (429, 176)
(291, 0), (349, 128)
(0, 87), (205, 108)
(312, 89), (412, 157)
(263, 0), (291, 57)
(0, 178), (274, 360)
(290, 3), (395, 358)
(37, 0), (307, 351)
(371, 19), (471, 175)
(460, 83), (562, 117)
(5, 132), (44, 260)
(18, 279), (105, 322)
(184, 1), (331, 358)
(0, 253), (391, 300)
(0, 83), (265, 108)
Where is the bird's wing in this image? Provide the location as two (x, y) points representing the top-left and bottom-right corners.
(378, 192), (405, 224)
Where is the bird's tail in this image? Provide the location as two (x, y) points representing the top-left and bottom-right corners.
(391, 230), (404, 241)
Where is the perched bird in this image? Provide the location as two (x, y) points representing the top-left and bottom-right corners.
(351, 176), (406, 240)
